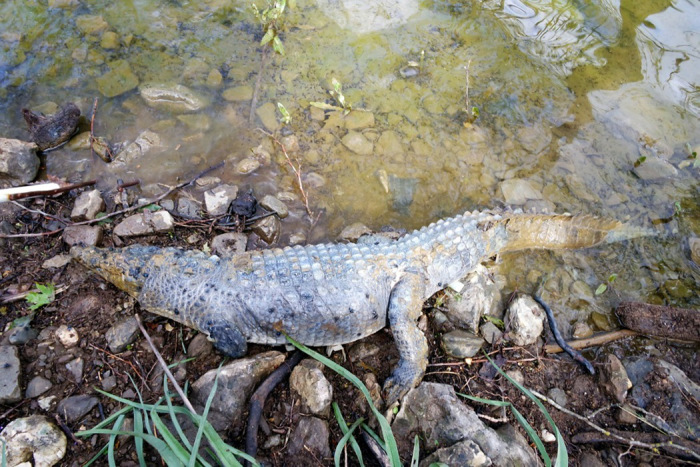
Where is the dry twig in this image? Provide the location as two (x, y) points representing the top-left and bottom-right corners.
(258, 129), (318, 221)
(133, 313), (197, 415)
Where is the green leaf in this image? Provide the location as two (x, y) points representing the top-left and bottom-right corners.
(277, 102), (291, 124)
(260, 28), (274, 46)
(25, 282), (55, 311)
(410, 434), (420, 467)
(607, 273), (617, 283)
(594, 284), (607, 295)
(272, 35), (284, 54)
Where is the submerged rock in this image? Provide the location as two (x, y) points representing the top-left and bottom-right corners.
(341, 131), (373, 155)
(140, 83), (210, 113)
(96, 60), (139, 97)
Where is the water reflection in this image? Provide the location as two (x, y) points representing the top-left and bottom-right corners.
(481, 0), (622, 76)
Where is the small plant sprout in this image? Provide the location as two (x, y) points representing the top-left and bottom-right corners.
(252, 0), (286, 55)
(310, 77), (360, 115)
(277, 102), (291, 124)
(595, 273), (617, 296)
(463, 60), (479, 125)
(26, 282), (55, 311)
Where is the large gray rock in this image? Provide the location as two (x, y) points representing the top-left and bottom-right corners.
(113, 210), (173, 236)
(0, 345), (21, 403)
(56, 394), (99, 422)
(504, 295), (545, 346)
(105, 316), (140, 353)
(0, 415), (67, 467)
(71, 189), (105, 221)
(289, 359), (333, 416)
(211, 232), (247, 257)
(392, 383), (537, 466)
(62, 225), (103, 246)
(191, 351), (285, 431)
(286, 416), (332, 459)
(446, 265), (503, 332)
(0, 138), (39, 185)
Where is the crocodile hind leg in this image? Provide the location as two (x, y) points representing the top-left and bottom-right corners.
(201, 316), (248, 358)
(383, 274), (429, 406)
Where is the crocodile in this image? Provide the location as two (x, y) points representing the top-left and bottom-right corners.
(71, 211), (652, 404)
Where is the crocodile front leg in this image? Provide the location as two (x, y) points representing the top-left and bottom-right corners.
(383, 273), (429, 406)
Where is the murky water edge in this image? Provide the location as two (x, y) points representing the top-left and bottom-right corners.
(1, 0), (698, 328)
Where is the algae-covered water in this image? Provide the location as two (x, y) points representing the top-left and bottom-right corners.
(1, 0), (698, 329)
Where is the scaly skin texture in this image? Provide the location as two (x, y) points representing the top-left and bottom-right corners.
(71, 211), (650, 404)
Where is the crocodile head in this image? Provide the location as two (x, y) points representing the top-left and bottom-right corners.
(71, 245), (155, 297)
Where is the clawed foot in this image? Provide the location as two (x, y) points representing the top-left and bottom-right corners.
(382, 365), (423, 407)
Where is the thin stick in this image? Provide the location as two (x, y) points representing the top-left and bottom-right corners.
(258, 129), (317, 220)
(133, 314), (197, 415)
(5, 180), (96, 202)
(544, 330), (638, 354)
(531, 389), (700, 461)
(90, 97), (113, 163)
(69, 162), (224, 227)
(465, 59), (471, 111)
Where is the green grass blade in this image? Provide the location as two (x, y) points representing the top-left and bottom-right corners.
(151, 410), (192, 464)
(189, 366), (224, 467)
(410, 434), (420, 467)
(162, 376), (195, 453)
(82, 444), (109, 466)
(460, 392), (550, 466)
(107, 414), (125, 467)
(334, 415), (364, 467)
(361, 422), (386, 451)
(485, 353), (568, 466)
(84, 429), (185, 466)
(133, 410), (147, 467)
(458, 394), (510, 407)
(509, 405), (550, 466)
(332, 403), (364, 466)
(284, 334), (401, 467)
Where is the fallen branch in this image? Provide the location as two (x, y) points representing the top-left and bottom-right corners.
(544, 330), (638, 354)
(245, 350), (303, 465)
(531, 389), (700, 462)
(616, 302), (700, 342)
(1, 162), (224, 238)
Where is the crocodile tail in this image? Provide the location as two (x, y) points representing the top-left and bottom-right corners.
(497, 214), (654, 253)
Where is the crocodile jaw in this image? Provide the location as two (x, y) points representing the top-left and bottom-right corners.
(71, 246), (144, 297)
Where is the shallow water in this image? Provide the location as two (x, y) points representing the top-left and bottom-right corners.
(1, 0), (698, 327)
